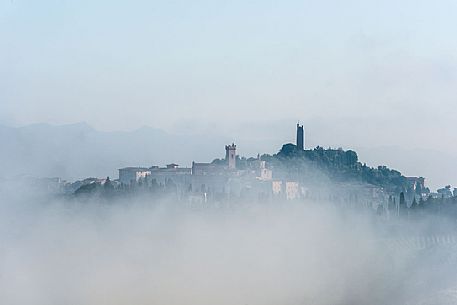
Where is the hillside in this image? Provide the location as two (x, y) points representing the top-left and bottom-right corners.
(261, 143), (424, 194)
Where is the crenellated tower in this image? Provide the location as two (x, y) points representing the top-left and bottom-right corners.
(225, 143), (237, 169)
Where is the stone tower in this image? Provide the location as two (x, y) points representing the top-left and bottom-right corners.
(225, 143), (237, 169)
(296, 124), (304, 150)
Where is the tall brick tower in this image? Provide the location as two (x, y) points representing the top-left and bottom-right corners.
(225, 143), (236, 169)
(296, 124), (304, 150)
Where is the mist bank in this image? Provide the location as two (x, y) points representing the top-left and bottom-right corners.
(1, 187), (457, 305)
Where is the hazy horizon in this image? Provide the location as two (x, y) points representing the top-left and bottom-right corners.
(0, 120), (454, 190)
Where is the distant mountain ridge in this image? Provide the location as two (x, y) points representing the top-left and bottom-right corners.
(0, 123), (229, 181)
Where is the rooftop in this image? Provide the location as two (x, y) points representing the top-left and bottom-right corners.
(118, 167), (150, 171)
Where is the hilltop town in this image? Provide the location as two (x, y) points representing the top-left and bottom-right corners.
(17, 124), (450, 218)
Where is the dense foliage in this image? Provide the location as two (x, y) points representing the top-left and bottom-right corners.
(261, 143), (409, 193)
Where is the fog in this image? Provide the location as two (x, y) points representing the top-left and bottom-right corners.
(1, 184), (457, 305)
(2, 1), (457, 303)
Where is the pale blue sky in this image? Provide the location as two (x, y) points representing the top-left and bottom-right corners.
(1, 0), (457, 187)
(2, 0), (456, 127)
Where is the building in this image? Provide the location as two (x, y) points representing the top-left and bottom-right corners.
(296, 123), (304, 150)
(256, 160), (272, 181)
(118, 167), (151, 185)
(437, 185), (453, 198)
(149, 165), (192, 186)
(117, 142), (278, 201)
(191, 162), (224, 176)
(225, 143), (237, 169)
(286, 182), (300, 200)
(272, 181), (282, 195)
(406, 177), (426, 193)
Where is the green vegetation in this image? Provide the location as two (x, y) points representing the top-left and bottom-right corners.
(261, 143), (409, 193)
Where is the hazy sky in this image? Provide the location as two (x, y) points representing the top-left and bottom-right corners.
(1, 0), (456, 187)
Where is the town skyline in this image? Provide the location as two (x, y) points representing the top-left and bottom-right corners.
(1, 119), (454, 190)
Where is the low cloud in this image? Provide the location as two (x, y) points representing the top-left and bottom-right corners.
(1, 186), (457, 305)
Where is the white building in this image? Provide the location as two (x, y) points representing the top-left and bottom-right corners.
(118, 167), (151, 185)
(286, 182), (300, 200)
(256, 161), (272, 181)
(272, 181), (282, 195)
